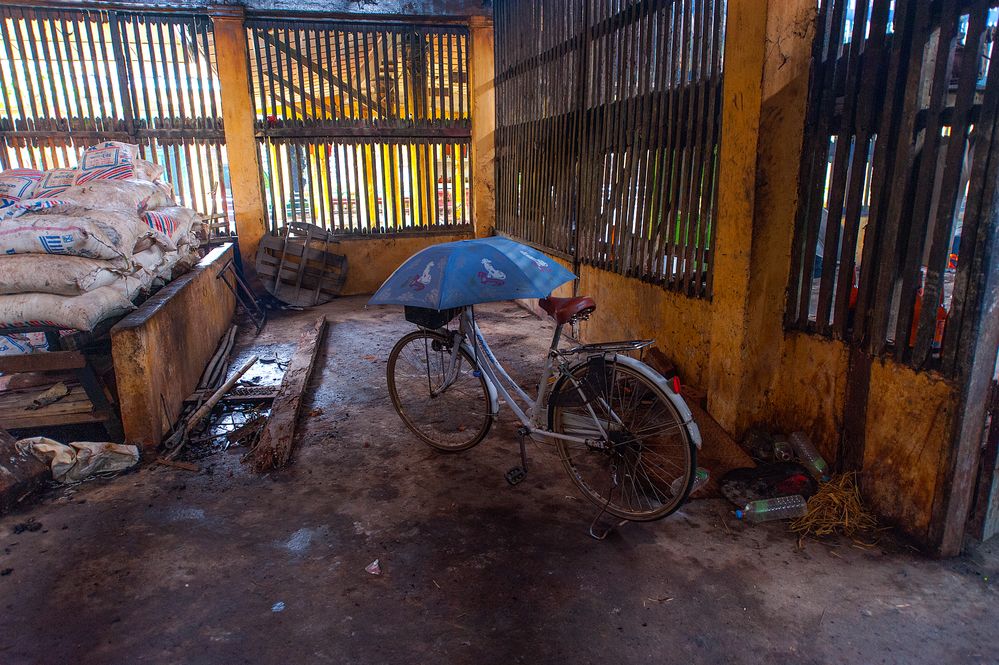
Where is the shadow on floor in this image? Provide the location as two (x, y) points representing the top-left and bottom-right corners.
(0, 297), (995, 665)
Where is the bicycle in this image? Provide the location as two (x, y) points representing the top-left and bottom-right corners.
(386, 295), (702, 523)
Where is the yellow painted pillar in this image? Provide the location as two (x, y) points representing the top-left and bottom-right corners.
(706, 0), (816, 432)
(469, 16), (495, 238)
(212, 7), (267, 271)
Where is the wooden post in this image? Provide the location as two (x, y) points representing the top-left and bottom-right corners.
(211, 6), (267, 272)
(469, 15), (495, 238)
(929, 102), (999, 555)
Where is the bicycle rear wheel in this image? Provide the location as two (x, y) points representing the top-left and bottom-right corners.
(387, 330), (492, 452)
(548, 358), (695, 521)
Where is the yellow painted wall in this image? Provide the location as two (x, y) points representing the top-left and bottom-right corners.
(574, 265), (713, 388)
(337, 232), (473, 296)
(862, 362), (956, 538)
(766, 333), (849, 465)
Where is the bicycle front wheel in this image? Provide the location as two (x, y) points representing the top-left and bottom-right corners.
(387, 330), (492, 452)
(548, 358), (695, 521)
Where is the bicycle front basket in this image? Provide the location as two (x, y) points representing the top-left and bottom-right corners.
(404, 306), (462, 329)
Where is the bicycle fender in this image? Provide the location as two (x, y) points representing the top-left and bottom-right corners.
(461, 339), (500, 417)
(610, 354), (701, 449)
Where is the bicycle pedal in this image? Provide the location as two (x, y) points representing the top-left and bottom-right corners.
(505, 467), (527, 486)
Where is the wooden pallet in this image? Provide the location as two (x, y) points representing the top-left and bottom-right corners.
(255, 223), (347, 307)
(0, 382), (108, 430)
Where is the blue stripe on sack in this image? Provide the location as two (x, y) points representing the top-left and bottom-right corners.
(39, 235), (69, 254)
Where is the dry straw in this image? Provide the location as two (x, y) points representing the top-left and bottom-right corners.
(791, 472), (878, 540)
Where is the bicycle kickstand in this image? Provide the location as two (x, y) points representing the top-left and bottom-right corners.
(504, 427), (531, 486)
(588, 513), (630, 541)
(587, 486), (629, 540)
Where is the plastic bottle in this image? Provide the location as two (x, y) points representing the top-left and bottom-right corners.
(789, 431), (830, 481)
(669, 467), (709, 498)
(691, 467), (709, 493)
(735, 495), (808, 522)
(772, 435), (793, 462)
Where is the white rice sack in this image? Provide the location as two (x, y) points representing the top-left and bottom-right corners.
(0, 208), (156, 259)
(0, 169), (42, 207)
(134, 159), (165, 182)
(0, 277), (144, 331)
(56, 178), (174, 214)
(34, 168), (78, 198)
(132, 245), (167, 273)
(0, 254), (133, 296)
(73, 141), (140, 184)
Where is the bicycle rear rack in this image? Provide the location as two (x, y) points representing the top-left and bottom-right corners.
(560, 339), (654, 355)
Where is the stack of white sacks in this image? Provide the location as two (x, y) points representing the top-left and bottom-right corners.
(0, 141), (203, 338)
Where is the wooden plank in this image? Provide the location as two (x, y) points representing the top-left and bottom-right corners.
(246, 315), (327, 472)
(0, 351), (87, 374)
(864, 1), (932, 355)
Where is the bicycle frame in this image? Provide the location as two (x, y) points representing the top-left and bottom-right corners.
(439, 306), (650, 448)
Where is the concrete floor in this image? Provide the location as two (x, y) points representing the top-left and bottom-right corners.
(1, 297), (996, 665)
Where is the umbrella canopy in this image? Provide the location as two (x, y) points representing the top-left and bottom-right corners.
(368, 236), (576, 309)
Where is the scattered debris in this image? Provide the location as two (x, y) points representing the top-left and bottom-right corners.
(365, 559), (382, 575)
(645, 596), (674, 605)
(271, 601), (286, 612)
(12, 518), (42, 534)
(154, 458), (200, 473)
(719, 463), (818, 507)
(26, 382), (68, 410)
(228, 413), (267, 447)
(163, 355), (259, 460)
(791, 472), (878, 540)
(16, 438), (139, 483)
(245, 316), (326, 472)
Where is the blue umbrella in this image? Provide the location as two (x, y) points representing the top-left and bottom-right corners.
(368, 236), (576, 309)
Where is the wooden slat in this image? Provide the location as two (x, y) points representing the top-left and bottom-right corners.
(0, 5), (233, 222)
(0, 351), (86, 374)
(785, 0), (998, 379)
(493, 0), (721, 297)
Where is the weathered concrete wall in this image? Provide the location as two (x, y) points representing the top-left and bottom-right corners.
(337, 232), (473, 296)
(111, 245), (237, 450)
(574, 265), (713, 389)
(766, 333), (849, 465)
(863, 362), (956, 538)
